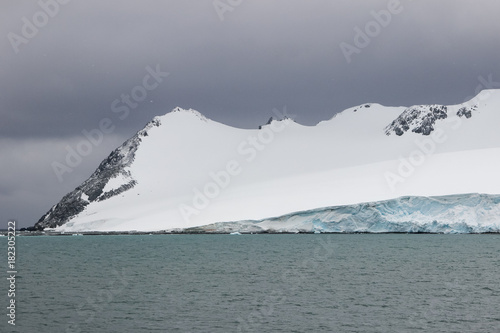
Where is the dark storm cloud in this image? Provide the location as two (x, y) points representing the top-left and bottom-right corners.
(1, 0), (500, 227)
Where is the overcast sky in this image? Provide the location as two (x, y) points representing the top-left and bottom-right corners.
(1, 0), (500, 228)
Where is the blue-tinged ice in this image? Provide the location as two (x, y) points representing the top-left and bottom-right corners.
(203, 193), (500, 234)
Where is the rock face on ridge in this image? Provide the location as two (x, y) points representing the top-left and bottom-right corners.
(384, 105), (448, 136)
(384, 104), (479, 136)
(34, 117), (161, 230)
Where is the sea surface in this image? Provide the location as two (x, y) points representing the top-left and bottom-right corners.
(2, 234), (500, 333)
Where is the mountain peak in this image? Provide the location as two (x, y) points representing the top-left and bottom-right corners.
(167, 107), (209, 122)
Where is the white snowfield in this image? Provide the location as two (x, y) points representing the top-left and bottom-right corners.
(55, 90), (500, 232)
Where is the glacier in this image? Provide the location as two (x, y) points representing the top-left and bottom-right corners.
(188, 193), (500, 234)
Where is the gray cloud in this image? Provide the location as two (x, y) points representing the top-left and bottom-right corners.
(1, 0), (500, 227)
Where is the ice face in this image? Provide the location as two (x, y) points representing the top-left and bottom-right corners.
(196, 193), (500, 234)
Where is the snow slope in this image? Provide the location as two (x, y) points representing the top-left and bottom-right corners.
(36, 90), (500, 232)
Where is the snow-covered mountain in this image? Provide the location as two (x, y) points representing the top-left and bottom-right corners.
(34, 90), (500, 233)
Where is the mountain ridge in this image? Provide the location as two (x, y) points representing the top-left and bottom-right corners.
(33, 89), (500, 232)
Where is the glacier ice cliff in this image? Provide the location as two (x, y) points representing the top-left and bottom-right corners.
(186, 193), (500, 234)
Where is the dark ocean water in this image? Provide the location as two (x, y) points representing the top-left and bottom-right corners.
(2, 234), (500, 333)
